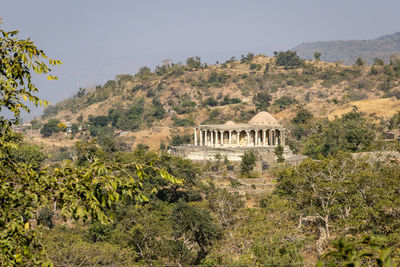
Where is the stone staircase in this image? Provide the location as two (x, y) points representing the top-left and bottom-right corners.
(207, 173), (276, 196)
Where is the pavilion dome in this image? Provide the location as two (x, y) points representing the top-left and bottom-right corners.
(224, 120), (236, 125)
(249, 111), (279, 126)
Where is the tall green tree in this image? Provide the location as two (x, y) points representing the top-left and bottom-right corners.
(0, 21), (179, 266)
(240, 151), (256, 176)
(355, 57), (365, 66)
(314, 51), (322, 61)
(40, 119), (61, 137)
(171, 201), (221, 264)
(253, 91), (272, 111)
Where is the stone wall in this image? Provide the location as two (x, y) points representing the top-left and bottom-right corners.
(169, 145), (293, 163)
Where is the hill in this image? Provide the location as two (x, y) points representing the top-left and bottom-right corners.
(293, 32), (400, 65)
(36, 52), (400, 150)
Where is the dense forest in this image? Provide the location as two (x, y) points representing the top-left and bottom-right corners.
(2, 21), (400, 266)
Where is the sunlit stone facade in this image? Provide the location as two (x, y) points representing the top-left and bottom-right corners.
(195, 111), (285, 147)
(170, 112), (296, 163)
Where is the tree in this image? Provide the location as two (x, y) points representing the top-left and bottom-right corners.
(304, 110), (374, 158)
(314, 51), (322, 61)
(186, 56), (202, 70)
(40, 119), (61, 137)
(240, 52), (254, 63)
(171, 201), (221, 264)
(355, 57), (365, 66)
(276, 153), (369, 239)
(369, 66), (378, 75)
(253, 91), (272, 111)
(8, 135), (47, 171)
(275, 50), (303, 68)
(273, 96), (298, 111)
(240, 151), (256, 176)
(264, 63), (270, 74)
(373, 57), (385, 66)
(290, 107), (314, 141)
(274, 145), (284, 163)
(0, 21), (179, 265)
(207, 189), (244, 227)
(291, 107), (313, 125)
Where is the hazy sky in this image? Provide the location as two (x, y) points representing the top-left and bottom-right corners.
(3, 0), (400, 119)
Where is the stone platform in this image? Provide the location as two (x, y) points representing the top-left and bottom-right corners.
(169, 145), (293, 162)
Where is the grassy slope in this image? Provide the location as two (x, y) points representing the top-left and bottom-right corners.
(39, 55), (400, 149)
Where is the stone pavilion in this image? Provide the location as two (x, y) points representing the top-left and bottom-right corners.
(170, 112), (299, 163)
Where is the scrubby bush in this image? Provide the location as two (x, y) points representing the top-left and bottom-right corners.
(273, 96), (298, 111)
(172, 116), (195, 127)
(203, 97), (219, 107)
(240, 52), (254, 63)
(250, 63), (262, 71)
(170, 134), (192, 146)
(220, 96), (241, 106)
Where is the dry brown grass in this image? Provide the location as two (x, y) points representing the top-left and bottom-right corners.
(328, 97), (400, 119)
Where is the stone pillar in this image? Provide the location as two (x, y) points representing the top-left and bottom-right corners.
(236, 131), (240, 146)
(270, 130), (273, 146)
(277, 130), (280, 146)
(210, 130), (214, 147)
(194, 128), (197, 146)
(246, 131), (250, 147)
(255, 130), (258, 146)
(228, 131), (232, 146)
(272, 130), (275, 146)
(263, 130), (266, 146)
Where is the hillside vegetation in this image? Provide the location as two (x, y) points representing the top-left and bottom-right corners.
(5, 23), (400, 266)
(294, 32), (400, 65)
(38, 51), (400, 150)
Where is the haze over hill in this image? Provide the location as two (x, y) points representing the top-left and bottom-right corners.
(294, 32), (400, 65)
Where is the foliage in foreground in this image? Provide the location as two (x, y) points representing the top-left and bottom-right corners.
(276, 152), (400, 251)
(0, 22), (179, 266)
